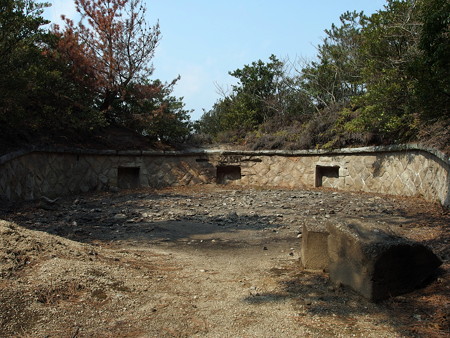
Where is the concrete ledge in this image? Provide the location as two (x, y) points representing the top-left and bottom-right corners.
(1, 144), (449, 165)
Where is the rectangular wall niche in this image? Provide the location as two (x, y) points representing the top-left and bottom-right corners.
(216, 165), (241, 184)
(315, 165), (340, 187)
(195, 158), (209, 163)
(118, 166), (140, 189)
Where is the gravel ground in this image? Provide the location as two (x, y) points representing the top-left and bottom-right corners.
(1, 185), (449, 337)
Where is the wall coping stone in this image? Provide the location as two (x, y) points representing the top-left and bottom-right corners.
(1, 143), (449, 167)
(217, 144), (449, 164)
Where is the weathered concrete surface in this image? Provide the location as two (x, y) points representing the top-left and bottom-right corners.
(327, 220), (442, 302)
(300, 222), (329, 270)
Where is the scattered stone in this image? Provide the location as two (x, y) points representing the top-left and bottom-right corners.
(39, 196), (60, 210)
(0, 185), (447, 336)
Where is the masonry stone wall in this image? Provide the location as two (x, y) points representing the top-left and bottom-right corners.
(0, 145), (448, 207)
(227, 149), (449, 207)
(0, 150), (216, 201)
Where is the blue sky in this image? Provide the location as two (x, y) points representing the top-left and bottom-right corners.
(45, 1), (386, 120)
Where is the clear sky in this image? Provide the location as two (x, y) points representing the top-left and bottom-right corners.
(45, 1), (387, 120)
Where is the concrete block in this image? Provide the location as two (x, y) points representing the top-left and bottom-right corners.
(301, 222), (329, 270)
(327, 220), (442, 302)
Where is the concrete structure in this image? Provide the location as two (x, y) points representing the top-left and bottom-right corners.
(1, 145), (446, 301)
(300, 222), (329, 270)
(0, 144), (449, 207)
(300, 219), (443, 301)
(327, 220), (442, 302)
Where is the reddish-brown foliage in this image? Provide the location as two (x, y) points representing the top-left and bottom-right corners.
(54, 0), (161, 116)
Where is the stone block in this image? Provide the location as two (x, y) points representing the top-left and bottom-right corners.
(327, 220), (442, 302)
(363, 156), (377, 165)
(391, 176), (404, 194)
(100, 173), (111, 186)
(301, 222), (329, 270)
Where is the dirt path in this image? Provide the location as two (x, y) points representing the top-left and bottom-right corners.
(1, 185), (449, 337)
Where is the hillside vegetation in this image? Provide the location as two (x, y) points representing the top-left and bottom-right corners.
(0, 0), (191, 151)
(195, 0), (449, 152)
(1, 1), (448, 153)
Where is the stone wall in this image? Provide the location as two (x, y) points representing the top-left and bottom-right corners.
(225, 148), (449, 207)
(0, 145), (449, 207)
(0, 149), (217, 201)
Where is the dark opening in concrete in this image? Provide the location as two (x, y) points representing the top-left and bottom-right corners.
(315, 165), (339, 187)
(217, 166), (241, 184)
(196, 158), (209, 163)
(118, 167), (140, 189)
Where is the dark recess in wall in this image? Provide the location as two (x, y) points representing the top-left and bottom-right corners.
(217, 166), (242, 184)
(118, 167), (140, 189)
(316, 165), (339, 187)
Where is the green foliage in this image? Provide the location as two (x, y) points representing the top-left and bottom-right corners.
(414, 0), (450, 119)
(300, 11), (366, 109)
(0, 0), (192, 145)
(197, 55), (300, 139)
(0, 0), (49, 129)
(0, 0), (102, 135)
(2, 1), (448, 149)
(229, 54), (284, 123)
(346, 0), (422, 140)
(336, 0), (449, 145)
(0, 0), (49, 58)
(197, 0), (448, 150)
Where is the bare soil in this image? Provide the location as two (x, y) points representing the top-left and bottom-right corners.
(1, 185), (449, 337)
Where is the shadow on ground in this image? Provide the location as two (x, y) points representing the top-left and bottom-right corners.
(2, 187), (449, 337)
(242, 255), (449, 337)
(0, 189), (287, 246)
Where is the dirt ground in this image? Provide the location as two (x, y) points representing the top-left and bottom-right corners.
(0, 185), (449, 337)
